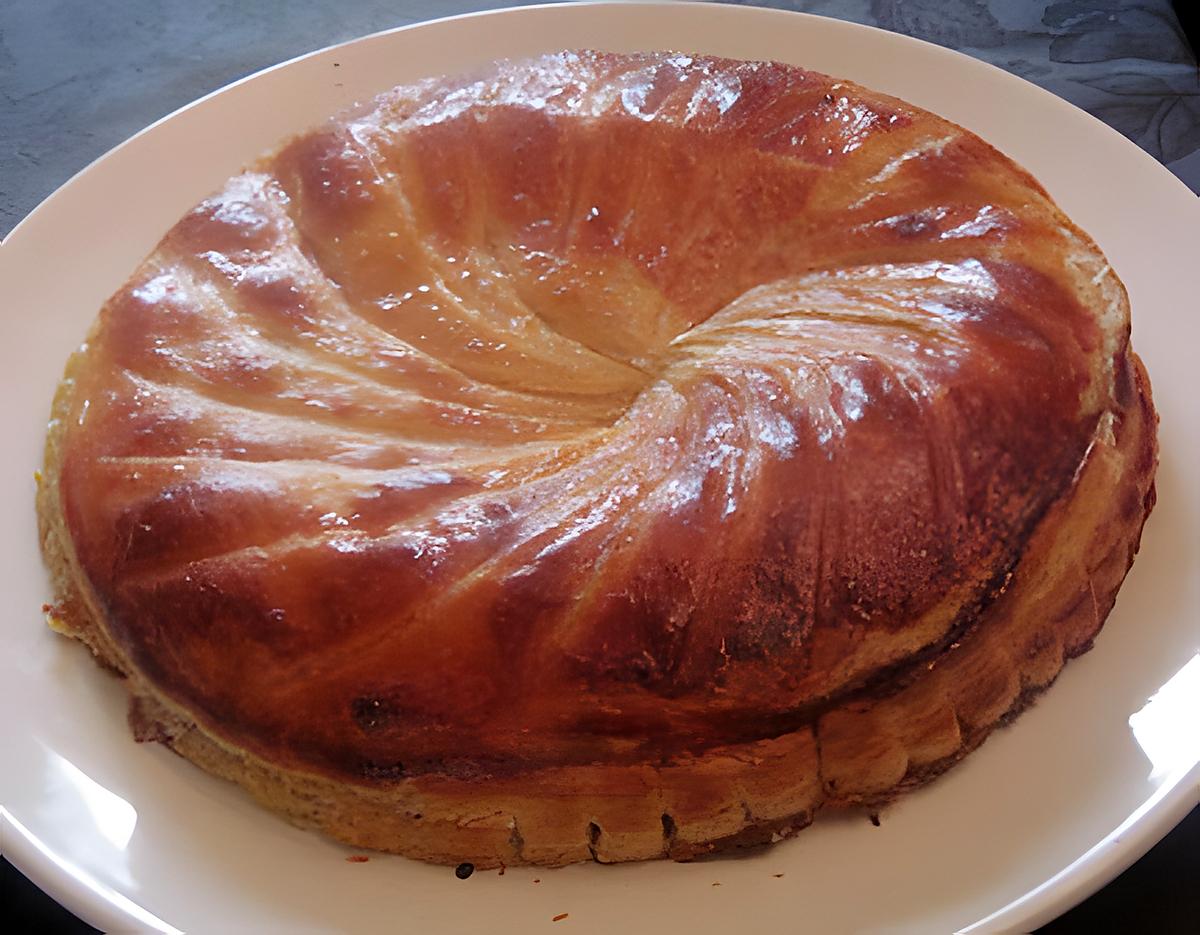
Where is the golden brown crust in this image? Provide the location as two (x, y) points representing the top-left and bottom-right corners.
(38, 51), (1158, 866)
(38, 355), (1156, 866)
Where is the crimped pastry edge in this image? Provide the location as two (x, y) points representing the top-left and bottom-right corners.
(36, 346), (1156, 868)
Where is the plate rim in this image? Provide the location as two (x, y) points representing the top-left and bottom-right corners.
(2, 3), (1197, 932)
(4, 0), (1197, 252)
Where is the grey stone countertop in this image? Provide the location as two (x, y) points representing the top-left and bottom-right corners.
(2, 2), (1197, 933)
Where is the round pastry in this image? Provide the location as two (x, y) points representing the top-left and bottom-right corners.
(38, 51), (1157, 867)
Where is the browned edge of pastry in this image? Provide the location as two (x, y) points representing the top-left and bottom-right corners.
(36, 342), (1157, 868)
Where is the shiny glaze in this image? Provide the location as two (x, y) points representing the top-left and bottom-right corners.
(53, 52), (1121, 781)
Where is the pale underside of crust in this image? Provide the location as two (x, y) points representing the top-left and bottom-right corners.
(38, 350), (1156, 868)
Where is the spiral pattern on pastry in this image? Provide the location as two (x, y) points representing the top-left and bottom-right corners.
(45, 52), (1147, 815)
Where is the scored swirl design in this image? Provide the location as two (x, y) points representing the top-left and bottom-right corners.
(55, 52), (1119, 779)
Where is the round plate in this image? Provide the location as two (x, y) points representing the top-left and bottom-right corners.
(2, 3), (1197, 932)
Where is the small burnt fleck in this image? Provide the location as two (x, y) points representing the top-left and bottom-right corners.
(455, 862), (475, 880)
(773, 873), (785, 878)
(360, 760), (405, 780)
(552, 913), (569, 922)
(869, 813), (881, 827)
(533, 879), (541, 884)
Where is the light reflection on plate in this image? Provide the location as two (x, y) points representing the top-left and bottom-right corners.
(2, 807), (178, 934)
(45, 750), (139, 854)
(1129, 654), (1200, 780)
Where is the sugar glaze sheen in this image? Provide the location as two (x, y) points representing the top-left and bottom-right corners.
(38, 50), (1156, 867)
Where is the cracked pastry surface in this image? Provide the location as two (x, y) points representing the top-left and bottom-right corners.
(39, 50), (1157, 866)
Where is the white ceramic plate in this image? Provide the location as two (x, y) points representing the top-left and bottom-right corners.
(2, 3), (1198, 932)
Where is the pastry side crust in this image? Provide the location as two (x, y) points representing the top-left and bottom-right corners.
(37, 352), (1157, 867)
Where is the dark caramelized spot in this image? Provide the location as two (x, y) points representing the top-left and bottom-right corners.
(455, 862), (475, 880)
(586, 821), (602, 861)
(1114, 348), (1136, 408)
(360, 760), (405, 780)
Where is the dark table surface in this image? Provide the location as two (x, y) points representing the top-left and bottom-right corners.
(2, 2), (1197, 931)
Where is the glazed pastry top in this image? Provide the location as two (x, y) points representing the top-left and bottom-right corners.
(52, 51), (1127, 782)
